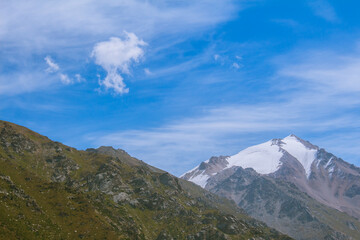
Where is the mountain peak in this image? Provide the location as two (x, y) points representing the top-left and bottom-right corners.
(282, 134), (318, 151)
(283, 134), (303, 142)
(182, 135), (323, 187)
(86, 146), (129, 156)
(271, 134), (310, 148)
(281, 134), (305, 145)
(287, 133), (299, 138)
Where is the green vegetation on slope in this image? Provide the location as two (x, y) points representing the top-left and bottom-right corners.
(0, 120), (291, 239)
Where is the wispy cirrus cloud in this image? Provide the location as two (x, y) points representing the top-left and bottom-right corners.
(212, 52), (244, 71)
(0, 0), (239, 47)
(279, 52), (360, 93)
(0, 72), (51, 95)
(0, 0), (241, 95)
(44, 56), (60, 73)
(88, 97), (359, 175)
(44, 56), (84, 85)
(308, 0), (339, 22)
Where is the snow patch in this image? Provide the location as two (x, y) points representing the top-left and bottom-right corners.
(225, 140), (283, 174)
(179, 165), (199, 178)
(188, 171), (210, 188)
(281, 135), (317, 178)
(325, 157), (333, 168)
(180, 159), (210, 178)
(328, 165), (336, 176)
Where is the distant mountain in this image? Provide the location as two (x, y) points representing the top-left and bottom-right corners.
(0, 120), (290, 239)
(182, 135), (360, 240)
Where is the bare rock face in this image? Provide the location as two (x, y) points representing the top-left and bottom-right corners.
(181, 156), (229, 188)
(0, 123), (37, 153)
(272, 147), (360, 220)
(182, 135), (360, 240)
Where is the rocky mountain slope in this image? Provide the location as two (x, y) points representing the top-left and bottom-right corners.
(0, 120), (291, 240)
(182, 135), (360, 240)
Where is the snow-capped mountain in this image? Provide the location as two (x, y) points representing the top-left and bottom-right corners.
(181, 134), (319, 187)
(181, 134), (360, 238)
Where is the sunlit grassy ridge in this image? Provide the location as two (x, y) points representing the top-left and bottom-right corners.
(0, 120), (291, 239)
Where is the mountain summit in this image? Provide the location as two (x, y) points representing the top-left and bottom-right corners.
(181, 134), (320, 186)
(181, 135), (360, 240)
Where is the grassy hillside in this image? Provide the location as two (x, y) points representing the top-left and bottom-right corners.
(0, 120), (291, 239)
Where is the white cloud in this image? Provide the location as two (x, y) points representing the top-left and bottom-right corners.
(212, 53), (244, 70)
(92, 33), (147, 75)
(75, 74), (85, 83)
(145, 46), (219, 79)
(0, 0), (240, 95)
(0, 0), (238, 47)
(0, 72), (53, 95)
(232, 62), (241, 69)
(44, 56), (59, 73)
(99, 69), (128, 94)
(144, 68), (152, 75)
(308, 0), (339, 22)
(44, 56), (83, 85)
(278, 51), (360, 93)
(91, 33), (147, 94)
(59, 74), (71, 85)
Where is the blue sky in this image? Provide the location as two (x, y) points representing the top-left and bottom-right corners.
(1, 0), (360, 176)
